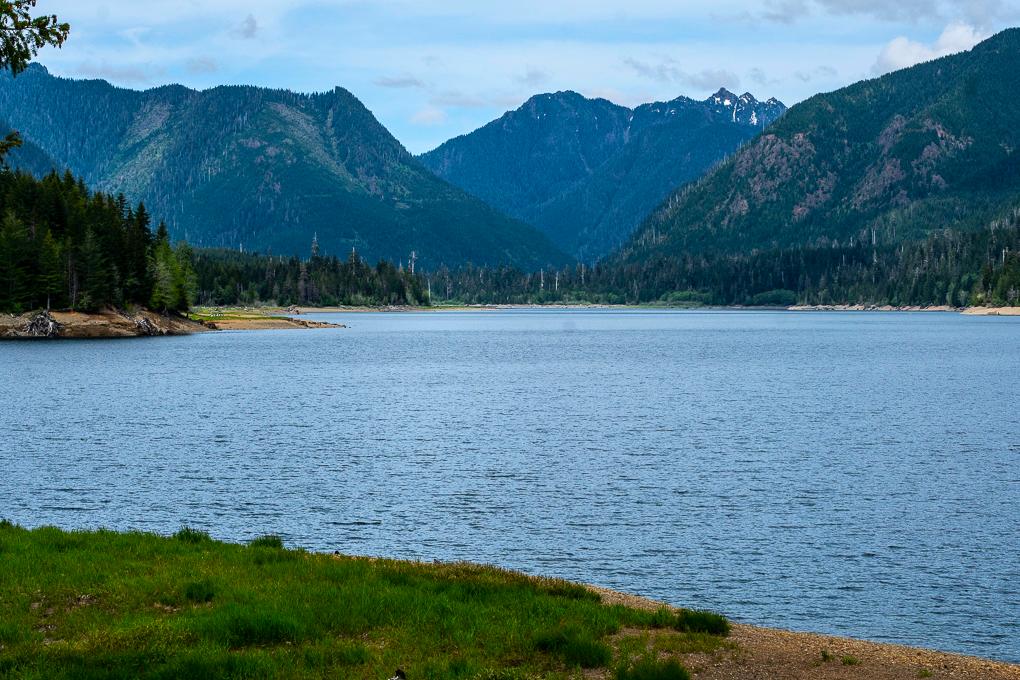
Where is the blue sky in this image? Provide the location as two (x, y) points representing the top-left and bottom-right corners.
(35, 1), (1020, 153)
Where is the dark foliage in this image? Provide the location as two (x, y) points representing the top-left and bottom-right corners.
(0, 169), (194, 314)
(0, 1), (69, 77)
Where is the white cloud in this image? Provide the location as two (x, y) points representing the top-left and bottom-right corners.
(31, 0), (1018, 152)
(872, 21), (986, 74)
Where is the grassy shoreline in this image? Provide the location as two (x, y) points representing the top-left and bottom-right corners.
(2, 525), (1017, 679)
(0, 524), (726, 679)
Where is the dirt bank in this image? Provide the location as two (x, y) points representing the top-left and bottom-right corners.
(0, 308), (344, 338)
(0, 309), (208, 339)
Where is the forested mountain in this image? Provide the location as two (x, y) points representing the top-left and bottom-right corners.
(622, 29), (1020, 263)
(0, 65), (566, 269)
(419, 89), (786, 259)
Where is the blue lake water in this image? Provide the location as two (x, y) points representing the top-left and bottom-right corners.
(2, 310), (1018, 662)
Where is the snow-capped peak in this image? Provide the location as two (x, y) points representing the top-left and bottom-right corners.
(709, 87), (738, 106)
(697, 88), (786, 128)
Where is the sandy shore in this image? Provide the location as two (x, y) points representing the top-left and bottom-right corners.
(961, 306), (1020, 316)
(591, 585), (1020, 679)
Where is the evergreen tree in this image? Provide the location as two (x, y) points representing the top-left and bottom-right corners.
(149, 239), (178, 314)
(38, 227), (62, 309)
(0, 210), (29, 311)
(173, 242), (197, 312)
(78, 227), (112, 310)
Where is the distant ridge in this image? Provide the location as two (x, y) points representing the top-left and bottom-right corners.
(420, 88), (786, 259)
(0, 65), (567, 268)
(620, 28), (1020, 262)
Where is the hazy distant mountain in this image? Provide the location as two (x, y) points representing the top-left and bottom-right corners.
(0, 65), (567, 268)
(419, 89), (786, 259)
(621, 29), (1020, 262)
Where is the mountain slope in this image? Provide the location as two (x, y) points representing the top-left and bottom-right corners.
(420, 89), (785, 259)
(1, 125), (57, 177)
(0, 66), (567, 268)
(622, 28), (1020, 261)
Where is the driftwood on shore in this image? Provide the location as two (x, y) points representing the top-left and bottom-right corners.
(22, 311), (62, 338)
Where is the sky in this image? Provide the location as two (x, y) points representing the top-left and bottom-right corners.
(33, 1), (1020, 154)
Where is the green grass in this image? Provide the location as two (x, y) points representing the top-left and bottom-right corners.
(672, 609), (730, 636)
(615, 655), (691, 680)
(532, 626), (612, 668)
(841, 655), (862, 666)
(0, 524), (729, 679)
(247, 535), (284, 550)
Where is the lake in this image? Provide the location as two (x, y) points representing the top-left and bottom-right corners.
(2, 310), (1018, 662)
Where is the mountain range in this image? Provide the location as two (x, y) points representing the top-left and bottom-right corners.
(0, 65), (566, 268)
(420, 89), (786, 259)
(621, 28), (1020, 264)
(4, 28), (1018, 277)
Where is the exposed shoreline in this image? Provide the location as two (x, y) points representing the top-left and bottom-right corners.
(0, 308), (344, 339)
(0, 308), (209, 339)
(589, 584), (1020, 679)
(4, 304), (1016, 339)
